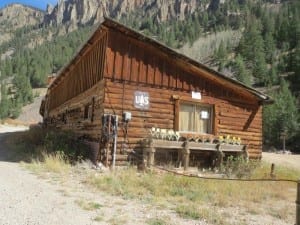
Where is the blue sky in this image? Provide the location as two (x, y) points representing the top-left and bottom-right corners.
(0, 0), (58, 10)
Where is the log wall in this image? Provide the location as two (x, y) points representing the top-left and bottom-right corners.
(103, 29), (263, 158)
(46, 80), (105, 141)
(104, 81), (262, 158)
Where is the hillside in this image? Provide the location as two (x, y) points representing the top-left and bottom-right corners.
(0, 4), (44, 44)
(0, 0), (299, 151)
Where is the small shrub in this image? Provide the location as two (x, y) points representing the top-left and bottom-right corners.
(75, 199), (103, 211)
(175, 204), (202, 219)
(221, 156), (259, 178)
(6, 126), (89, 163)
(43, 152), (71, 173)
(23, 152), (71, 174)
(44, 129), (89, 163)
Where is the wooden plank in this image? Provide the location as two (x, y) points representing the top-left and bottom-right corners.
(152, 140), (184, 148)
(182, 72), (190, 90)
(154, 58), (163, 86)
(177, 69), (183, 90)
(114, 34), (123, 80)
(130, 44), (139, 82)
(219, 144), (244, 152)
(162, 61), (169, 88)
(138, 47), (147, 84)
(168, 67), (177, 89)
(122, 41), (131, 81)
(146, 56), (155, 85)
(99, 34), (106, 81)
(106, 46), (114, 78)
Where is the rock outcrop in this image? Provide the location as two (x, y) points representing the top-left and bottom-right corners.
(43, 0), (204, 31)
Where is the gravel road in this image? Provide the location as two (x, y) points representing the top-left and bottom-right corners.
(0, 126), (201, 225)
(0, 129), (100, 225)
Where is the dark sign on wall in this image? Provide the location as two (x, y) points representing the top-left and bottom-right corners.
(134, 91), (149, 109)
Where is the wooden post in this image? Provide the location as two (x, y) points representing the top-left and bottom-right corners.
(296, 180), (300, 225)
(270, 163), (275, 179)
(183, 141), (190, 171)
(243, 145), (249, 162)
(148, 147), (156, 168)
(147, 139), (155, 168)
(216, 144), (224, 168)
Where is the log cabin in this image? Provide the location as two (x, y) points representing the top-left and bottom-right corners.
(40, 17), (272, 168)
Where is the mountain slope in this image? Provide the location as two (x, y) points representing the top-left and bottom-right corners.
(0, 4), (44, 44)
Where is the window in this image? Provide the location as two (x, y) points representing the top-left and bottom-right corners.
(84, 104), (92, 120)
(179, 103), (213, 133)
(83, 97), (95, 122)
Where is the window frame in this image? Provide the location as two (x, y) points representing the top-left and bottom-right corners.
(175, 99), (215, 135)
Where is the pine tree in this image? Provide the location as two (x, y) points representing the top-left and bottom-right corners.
(233, 54), (251, 86)
(238, 19), (268, 85)
(0, 85), (10, 119)
(263, 80), (299, 147)
(214, 41), (228, 71)
(264, 32), (276, 64)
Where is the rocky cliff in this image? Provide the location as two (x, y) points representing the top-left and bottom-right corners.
(43, 0), (205, 31)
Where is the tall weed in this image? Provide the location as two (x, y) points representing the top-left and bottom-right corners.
(6, 126), (89, 163)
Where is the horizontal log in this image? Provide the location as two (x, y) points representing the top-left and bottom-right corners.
(219, 144), (245, 152)
(218, 129), (262, 138)
(218, 124), (262, 132)
(219, 111), (261, 120)
(103, 106), (174, 120)
(103, 100), (174, 113)
(105, 85), (175, 100)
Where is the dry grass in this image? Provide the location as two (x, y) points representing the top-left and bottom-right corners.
(107, 215), (128, 225)
(5, 129), (298, 224)
(23, 152), (71, 174)
(85, 163), (299, 224)
(180, 29), (242, 61)
(146, 217), (170, 225)
(75, 199), (103, 211)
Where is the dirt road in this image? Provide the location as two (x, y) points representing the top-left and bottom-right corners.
(0, 126), (200, 225)
(262, 152), (300, 171)
(0, 128), (100, 225)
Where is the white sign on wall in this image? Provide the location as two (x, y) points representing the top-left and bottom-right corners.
(201, 110), (209, 119)
(192, 91), (201, 100)
(134, 91), (149, 109)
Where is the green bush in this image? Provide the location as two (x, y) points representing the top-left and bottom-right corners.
(7, 126), (89, 163)
(44, 129), (89, 163)
(221, 156), (259, 178)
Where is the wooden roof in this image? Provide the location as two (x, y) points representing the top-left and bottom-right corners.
(49, 17), (272, 104)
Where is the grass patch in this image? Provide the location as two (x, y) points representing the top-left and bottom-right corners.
(22, 152), (71, 174)
(86, 164), (298, 223)
(175, 204), (202, 219)
(175, 205), (227, 224)
(107, 215), (128, 225)
(146, 218), (169, 225)
(75, 199), (103, 211)
(93, 215), (104, 222)
(252, 162), (300, 180)
(5, 126), (89, 163)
